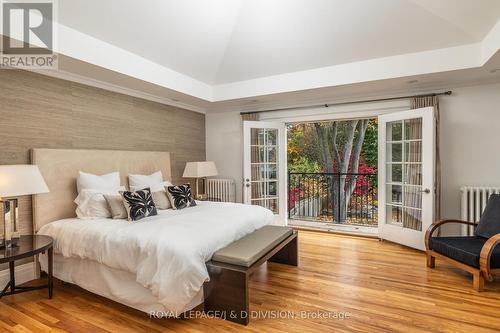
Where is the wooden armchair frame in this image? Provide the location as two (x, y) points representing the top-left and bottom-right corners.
(425, 219), (500, 291)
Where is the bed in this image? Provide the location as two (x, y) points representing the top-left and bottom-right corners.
(31, 148), (274, 315)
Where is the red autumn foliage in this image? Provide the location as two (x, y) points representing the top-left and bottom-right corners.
(289, 187), (302, 210)
(288, 156), (377, 209)
(332, 156), (377, 196)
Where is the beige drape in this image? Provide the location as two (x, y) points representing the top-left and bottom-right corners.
(241, 112), (259, 121)
(411, 96), (441, 224)
(242, 112), (261, 203)
(402, 118), (423, 231)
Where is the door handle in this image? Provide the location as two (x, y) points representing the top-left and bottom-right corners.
(246, 184), (250, 188)
(420, 188), (431, 194)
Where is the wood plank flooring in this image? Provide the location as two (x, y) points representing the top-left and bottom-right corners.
(1, 231), (499, 332)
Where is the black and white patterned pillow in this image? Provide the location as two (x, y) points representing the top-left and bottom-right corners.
(120, 187), (157, 221)
(166, 184), (197, 210)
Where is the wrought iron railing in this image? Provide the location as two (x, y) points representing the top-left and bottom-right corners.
(288, 172), (378, 226)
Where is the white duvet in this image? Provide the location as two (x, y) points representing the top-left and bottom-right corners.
(38, 201), (274, 313)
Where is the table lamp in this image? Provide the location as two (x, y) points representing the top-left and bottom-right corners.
(0, 165), (49, 248)
(183, 161), (218, 200)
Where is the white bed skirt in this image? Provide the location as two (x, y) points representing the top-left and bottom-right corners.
(39, 254), (204, 315)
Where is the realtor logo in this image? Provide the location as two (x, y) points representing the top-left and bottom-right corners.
(1, 0), (57, 69)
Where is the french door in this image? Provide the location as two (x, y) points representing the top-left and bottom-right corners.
(243, 121), (287, 225)
(378, 107), (435, 250)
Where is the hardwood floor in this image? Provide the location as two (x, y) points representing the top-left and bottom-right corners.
(1, 231), (499, 332)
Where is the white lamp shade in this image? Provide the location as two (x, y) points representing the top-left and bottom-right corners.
(183, 161), (218, 178)
(0, 165), (49, 198)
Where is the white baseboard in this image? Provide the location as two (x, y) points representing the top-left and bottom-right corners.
(0, 261), (37, 287)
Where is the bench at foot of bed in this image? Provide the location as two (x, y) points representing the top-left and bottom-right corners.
(203, 225), (298, 325)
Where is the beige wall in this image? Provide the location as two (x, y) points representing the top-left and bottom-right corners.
(0, 70), (205, 236)
(439, 82), (500, 221)
(206, 112), (244, 202)
(206, 82), (500, 230)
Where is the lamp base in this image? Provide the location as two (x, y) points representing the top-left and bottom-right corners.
(0, 241), (19, 250)
(11, 231), (20, 246)
(1, 199), (20, 250)
(195, 193), (208, 201)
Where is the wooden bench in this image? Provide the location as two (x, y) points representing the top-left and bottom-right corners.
(203, 225), (298, 325)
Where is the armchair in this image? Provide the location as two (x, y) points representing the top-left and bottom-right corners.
(425, 194), (500, 291)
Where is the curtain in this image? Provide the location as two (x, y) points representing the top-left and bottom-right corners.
(402, 118), (423, 231)
(242, 112), (261, 205)
(241, 112), (259, 121)
(410, 96), (441, 226)
(250, 133), (263, 204)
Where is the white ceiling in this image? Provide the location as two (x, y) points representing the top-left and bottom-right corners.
(37, 49), (500, 114)
(3, 0), (500, 112)
(59, 0), (500, 85)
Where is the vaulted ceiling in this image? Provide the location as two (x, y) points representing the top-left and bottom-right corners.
(59, 0), (500, 84)
(4, 0), (500, 112)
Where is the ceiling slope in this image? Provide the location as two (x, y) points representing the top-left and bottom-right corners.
(2, 0), (500, 111)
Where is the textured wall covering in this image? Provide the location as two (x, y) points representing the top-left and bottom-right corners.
(0, 69), (205, 235)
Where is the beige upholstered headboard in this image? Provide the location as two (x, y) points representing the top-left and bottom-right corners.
(31, 148), (172, 232)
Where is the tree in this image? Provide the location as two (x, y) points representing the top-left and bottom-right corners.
(362, 119), (378, 168)
(314, 119), (369, 223)
(287, 123), (321, 168)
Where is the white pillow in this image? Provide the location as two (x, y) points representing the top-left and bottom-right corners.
(77, 171), (121, 193)
(128, 171), (172, 192)
(75, 187), (125, 219)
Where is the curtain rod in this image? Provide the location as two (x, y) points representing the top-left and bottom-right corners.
(240, 90), (452, 115)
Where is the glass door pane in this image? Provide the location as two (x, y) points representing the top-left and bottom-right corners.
(385, 118), (423, 231)
(250, 128), (279, 213)
(378, 106), (435, 250)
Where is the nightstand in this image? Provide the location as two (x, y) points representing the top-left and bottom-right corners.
(0, 235), (53, 299)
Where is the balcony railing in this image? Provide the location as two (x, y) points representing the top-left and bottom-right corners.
(288, 172), (378, 226)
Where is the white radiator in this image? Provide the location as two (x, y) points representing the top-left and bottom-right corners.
(460, 186), (500, 235)
(206, 178), (236, 202)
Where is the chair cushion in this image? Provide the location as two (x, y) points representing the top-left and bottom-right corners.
(429, 236), (500, 268)
(475, 194), (500, 238)
(212, 225), (293, 267)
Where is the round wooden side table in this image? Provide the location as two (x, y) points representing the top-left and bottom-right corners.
(0, 235), (53, 299)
